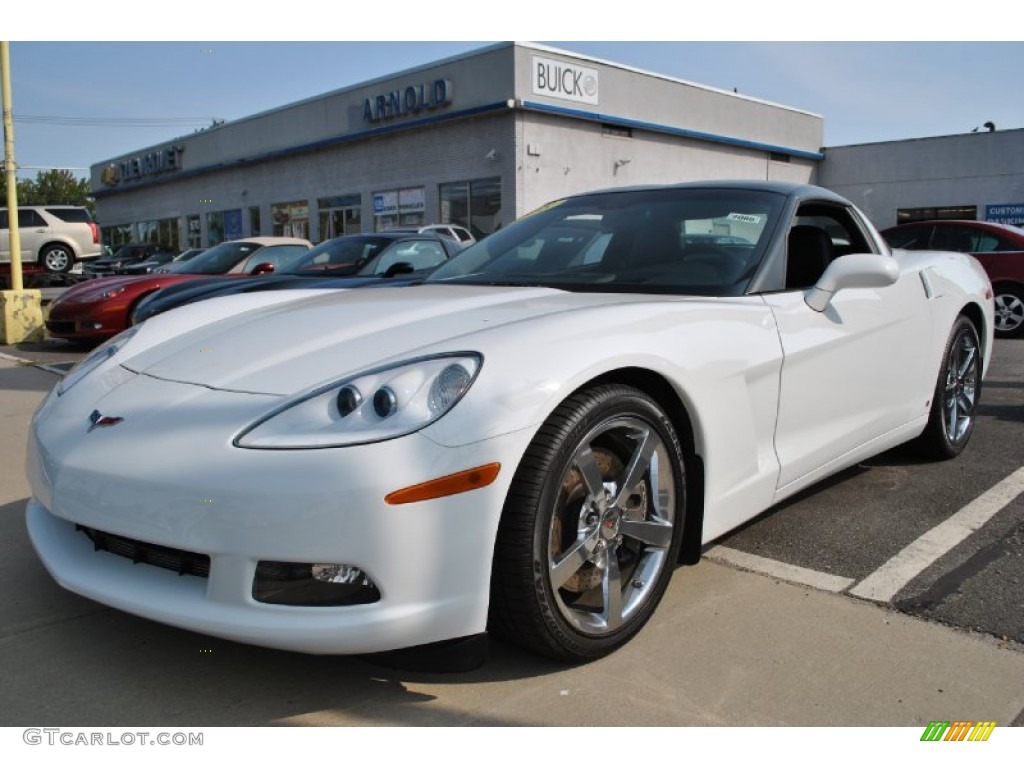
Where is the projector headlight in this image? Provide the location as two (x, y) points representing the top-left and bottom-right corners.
(235, 353), (482, 449)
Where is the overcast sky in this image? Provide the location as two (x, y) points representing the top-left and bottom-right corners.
(5, 6), (1021, 180)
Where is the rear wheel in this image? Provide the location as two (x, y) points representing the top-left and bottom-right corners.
(993, 286), (1024, 338)
(41, 244), (74, 273)
(915, 316), (981, 459)
(489, 384), (686, 662)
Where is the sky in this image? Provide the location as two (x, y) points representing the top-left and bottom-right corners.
(4, 6), (1023, 182)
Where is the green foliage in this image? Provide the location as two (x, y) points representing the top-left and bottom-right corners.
(1, 169), (94, 216)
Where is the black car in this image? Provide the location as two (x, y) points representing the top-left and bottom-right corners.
(86, 243), (177, 277)
(118, 247), (206, 276)
(132, 232), (464, 324)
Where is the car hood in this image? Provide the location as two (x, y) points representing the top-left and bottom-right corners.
(56, 274), (160, 301)
(121, 284), (670, 395)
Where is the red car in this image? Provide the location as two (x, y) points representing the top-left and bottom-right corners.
(881, 219), (1024, 338)
(46, 236), (311, 342)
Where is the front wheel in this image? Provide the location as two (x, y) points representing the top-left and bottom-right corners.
(41, 244), (74, 273)
(914, 316), (982, 459)
(489, 384), (686, 662)
(993, 286), (1024, 338)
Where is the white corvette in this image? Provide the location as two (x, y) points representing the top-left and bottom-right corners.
(26, 182), (993, 663)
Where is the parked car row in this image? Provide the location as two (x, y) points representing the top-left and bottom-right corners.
(45, 232), (467, 343)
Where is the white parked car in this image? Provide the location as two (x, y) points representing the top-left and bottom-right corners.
(26, 182), (993, 664)
(0, 205), (103, 273)
(387, 223), (476, 244)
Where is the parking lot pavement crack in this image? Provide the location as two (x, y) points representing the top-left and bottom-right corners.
(0, 607), (113, 642)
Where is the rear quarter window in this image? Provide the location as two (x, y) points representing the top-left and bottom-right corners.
(45, 208), (93, 223)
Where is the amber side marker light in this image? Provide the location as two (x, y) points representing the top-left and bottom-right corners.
(385, 463), (501, 505)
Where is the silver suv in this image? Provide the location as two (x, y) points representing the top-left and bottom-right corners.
(0, 205), (103, 273)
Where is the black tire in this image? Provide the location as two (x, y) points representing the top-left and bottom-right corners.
(489, 383), (686, 662)
(993, 286), (1024, 338)
(41, 243), (74, 273)
(915, 316), (982, 459)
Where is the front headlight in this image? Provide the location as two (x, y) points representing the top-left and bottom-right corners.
(57, 326), (140, 396)
(235, 353), (482, 449)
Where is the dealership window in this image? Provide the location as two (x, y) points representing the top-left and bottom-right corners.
(318, 194), (361, 241)
(206, 211), (225, 246)
(205, 210), (243, 246)
(249, 206), (261, 237)
(373, 187), (424, 232)
(896, 205), (977, 223)
(272, 200), (310, 239)
(187, 215), (201, 249)
(439, 177), (502, 238)
(102, 217), (181, 250)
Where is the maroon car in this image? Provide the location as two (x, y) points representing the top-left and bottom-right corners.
(881, 219), (1024, 338)
(45, 237), (311, 343)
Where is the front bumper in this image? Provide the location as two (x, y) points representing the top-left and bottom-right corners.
(26, 373), (527, 654)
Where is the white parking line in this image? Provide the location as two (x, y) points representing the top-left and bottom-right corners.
(849, 465), (1024, 603)
(705, 545), (855, 593)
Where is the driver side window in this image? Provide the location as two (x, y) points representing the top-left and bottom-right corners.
(785, 204), (872, 290)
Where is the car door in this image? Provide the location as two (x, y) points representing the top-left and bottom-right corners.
(18, 208), (50, 263)
(761, 203), (933, 497)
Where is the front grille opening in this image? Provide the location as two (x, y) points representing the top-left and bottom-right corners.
(77, 525), (210, 578)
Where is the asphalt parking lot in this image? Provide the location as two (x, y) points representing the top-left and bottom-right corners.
(0, 335), (1022, 727)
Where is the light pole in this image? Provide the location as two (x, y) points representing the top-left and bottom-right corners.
(1, 40), (44, 344)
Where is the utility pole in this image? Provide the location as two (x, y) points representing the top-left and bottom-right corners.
(1, 41), (44, 344)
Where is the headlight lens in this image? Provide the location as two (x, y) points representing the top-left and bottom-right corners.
(57, 326), (140, 396)
(235, 353), (482, 449)
(99, 286), (126, 300)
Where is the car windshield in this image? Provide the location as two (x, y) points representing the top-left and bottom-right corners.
(163, 241), (263, 274)
(282, 236), (392, 276)
(427, 187), (785, 295)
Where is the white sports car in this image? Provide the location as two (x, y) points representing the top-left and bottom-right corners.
(26, 182), (994, 664)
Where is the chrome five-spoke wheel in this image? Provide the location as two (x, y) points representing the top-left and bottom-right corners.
(993, 289), (1024, 338)
(917, 316), (981, 459)
(490, 384), (686, 662)
(941, 325), (979, 445)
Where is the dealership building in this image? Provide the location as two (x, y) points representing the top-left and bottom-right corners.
(89, 42), (824, 250)
(89, 42), (1024, 250)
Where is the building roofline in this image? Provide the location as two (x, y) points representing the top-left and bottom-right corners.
(516, 41), (822, 120)
(824, 125), (1024, 151)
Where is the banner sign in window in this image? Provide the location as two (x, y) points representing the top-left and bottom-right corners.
(399, 187), (425, 213)
(373, 191), (399, 216)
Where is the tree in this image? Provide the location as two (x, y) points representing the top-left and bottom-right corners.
(1, 169), (94, 215)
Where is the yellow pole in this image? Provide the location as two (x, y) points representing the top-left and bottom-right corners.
(1, 41), (42, 344)
(2, 41), (22, 291)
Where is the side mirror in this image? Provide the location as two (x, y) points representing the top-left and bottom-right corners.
(251, 262), (276, 275)
(805, 253), (899, 312)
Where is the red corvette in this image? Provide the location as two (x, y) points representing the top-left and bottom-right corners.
(46, 237), (311, 342)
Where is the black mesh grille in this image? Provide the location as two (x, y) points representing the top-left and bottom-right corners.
(46, 321), (76, 335)
(78, 526), (210, 578)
